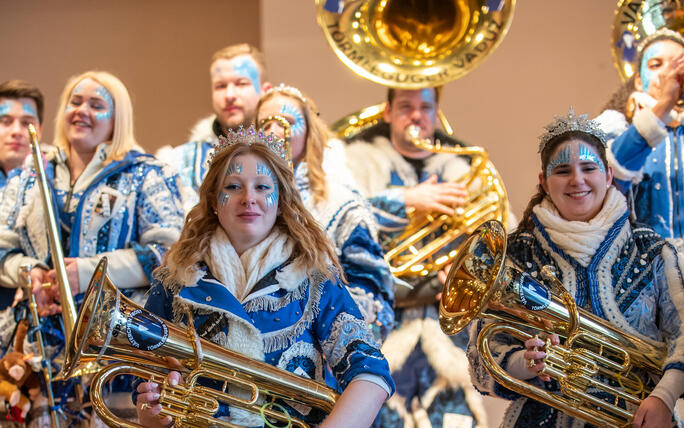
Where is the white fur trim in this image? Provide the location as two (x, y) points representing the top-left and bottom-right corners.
(607, 141), (644, 183)
(632, 103), (669, 148)
(188, 115), (218, 144)
(595, 109), (629, 138)
(661, 242), (684, 369)
(345, 137), (397, 197)
(420, 318), (488, 428)
(380, 318), (423, 372)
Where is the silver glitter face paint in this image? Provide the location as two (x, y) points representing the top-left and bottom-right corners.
(226, 161), (243, 177)
(95, 86), (113, 121)
(256, 161), (278, 208)
(545, 142), (605, 177)
(218, 192), (230, 206)
(280, 104), (305, 137)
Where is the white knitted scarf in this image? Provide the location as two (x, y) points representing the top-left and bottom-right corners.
(532, 187), (628, 267)
(206, 227), (293, 302)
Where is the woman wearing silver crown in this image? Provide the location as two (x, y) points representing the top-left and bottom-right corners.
(255, 84), (395, 342)
(467, 109), (684, 428)
(136, 126), (394, 427)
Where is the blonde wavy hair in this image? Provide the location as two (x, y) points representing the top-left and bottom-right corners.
(53, 71), (137, 163)
(163, 140), (343, 282)
(256, 87), (332, 205)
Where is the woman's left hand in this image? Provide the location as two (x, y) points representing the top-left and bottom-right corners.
(46, 257), (81, 299)
(633, 396), (672, 428)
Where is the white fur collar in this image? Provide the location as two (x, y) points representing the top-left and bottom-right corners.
(532, 187), (628, 267)
(206, 227), (296, 302)
(188, 114), (218, 144)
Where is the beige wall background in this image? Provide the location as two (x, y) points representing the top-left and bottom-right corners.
(261, 1), (620, 218)
(1, 0), (260, 153)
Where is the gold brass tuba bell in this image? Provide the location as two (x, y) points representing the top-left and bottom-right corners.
(439, 220), (667, 427)
(63, 258), (338, 428)
(317, 0), (516, 88)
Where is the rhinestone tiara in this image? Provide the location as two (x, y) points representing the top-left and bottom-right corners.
(538, 107), (607, 153)
(263, 83), (308, 105)
(209, 125), (290, 166)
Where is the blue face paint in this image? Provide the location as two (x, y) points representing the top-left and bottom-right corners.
(546, 142), (605, 177)
(22, 102), (37, 119)
(280, 104), (306, 137)
(420, 88), (435, 103)
(546, 145), (571, 178)
(95, 86), (113, 121)
(256, 161), (279, 208)
(218, 192), (230, 206)
(578, 143), (605, 173)
(226, 161), (242, 176)
(0, 101), (11, 116)
(233, 58), (261, 94)
(640, 44), (662, 92)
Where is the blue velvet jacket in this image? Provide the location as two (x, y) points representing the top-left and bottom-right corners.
(144, 262), (395, 426)
(598, 108), (684, 239)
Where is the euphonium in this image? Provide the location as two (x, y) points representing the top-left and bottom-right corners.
(384, 125), (509, 281)
(63, 258), (338, 428)
(439, 220), (666, 427)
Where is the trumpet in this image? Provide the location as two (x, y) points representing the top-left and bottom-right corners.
(63, 258), (338, 428)
(439, 220), (666, 427)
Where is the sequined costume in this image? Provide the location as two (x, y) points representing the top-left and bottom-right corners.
(0, 143), (184, 425)
(294, 146), (395, 342)
(141, 229), (395, 426)
(469, 191), (684, 428)
(159, 116), (395, 341)
(155, 115), (218, 212)
(596, 103), (684, 241)
(346, 123), (488, 428)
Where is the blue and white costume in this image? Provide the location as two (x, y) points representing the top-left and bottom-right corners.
(0, 143), (184, 424)
(346, 124), (488, 428)
(597, 97), (684, 241)
(294, 146), (395, 342)
(0, 143), (184, 294)
(469, 188), (684, 427)
(156, 115), (217, 213)
(142, 228), (395, 426)
(0, 167), (21, 310)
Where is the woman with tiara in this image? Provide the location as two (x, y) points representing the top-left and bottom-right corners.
(468, 108), (684, 427)
(136, 126), (394, 427)
(256, 85), (395, 342)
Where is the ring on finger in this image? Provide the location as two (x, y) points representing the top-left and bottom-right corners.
(527, 358), (536, 368)
(141, 402), (150, 411)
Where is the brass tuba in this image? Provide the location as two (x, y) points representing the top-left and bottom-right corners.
(63, 258), (338, 428)
(611, 0), (684, 81)
(439, 220), (666, 427)
(319, 1), (514, 303)
(317, 0), (516, 89)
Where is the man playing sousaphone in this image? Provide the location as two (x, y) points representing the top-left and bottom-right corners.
(345, 86), (499, 427)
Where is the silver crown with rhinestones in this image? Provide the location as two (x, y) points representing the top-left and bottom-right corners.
(263, 83), (308, 105)
(209, 125), (289, 165)
(538, 107), (607, 153)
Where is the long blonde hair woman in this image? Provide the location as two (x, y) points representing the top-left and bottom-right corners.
(137, 128), (394, 427)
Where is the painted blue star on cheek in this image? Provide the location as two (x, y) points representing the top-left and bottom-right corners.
(280, 104), (305, 137)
